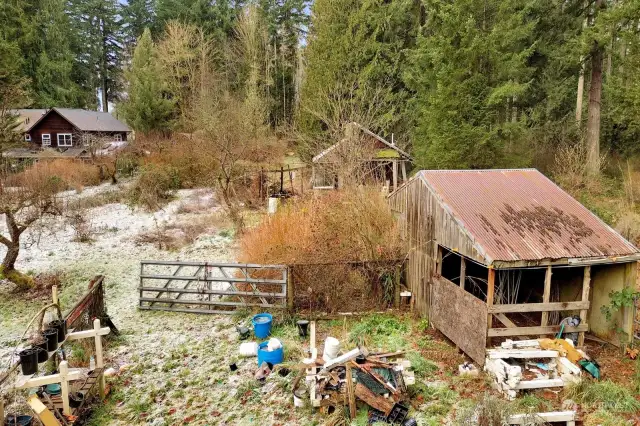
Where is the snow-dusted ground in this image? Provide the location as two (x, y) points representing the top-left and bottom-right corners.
(0, 184), (321, 425)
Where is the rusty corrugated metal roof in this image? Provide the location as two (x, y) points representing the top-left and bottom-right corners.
(419, 169), (639, 262)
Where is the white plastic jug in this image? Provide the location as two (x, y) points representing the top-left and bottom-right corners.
(322, 337), (340, 362)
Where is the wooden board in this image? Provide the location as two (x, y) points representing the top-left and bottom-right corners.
(431, 277), (488, 365)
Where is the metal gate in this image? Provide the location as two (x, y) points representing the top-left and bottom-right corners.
(138, 261), (288, 314)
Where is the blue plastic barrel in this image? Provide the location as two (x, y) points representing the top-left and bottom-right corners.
(257, 341), (284, 366)
(252, 313), (273, 338)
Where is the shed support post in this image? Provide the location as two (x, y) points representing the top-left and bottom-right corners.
(401, 161), (407, 183)
(541, 266), (553, 332)
(460, 258), (466, 291)
(487, 268), (496, 341)
(577, 266), (591, 347)
(392, 160), (398, 191)
(436, 245), (442, 276)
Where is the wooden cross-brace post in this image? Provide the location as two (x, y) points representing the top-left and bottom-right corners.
(577, 266), (591, 347)
(541, 266), (553, 332)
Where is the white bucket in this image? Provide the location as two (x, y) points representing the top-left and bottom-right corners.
(322, 337), (340, 362)
(268, 197), (279, 215)
(239, 342), (258, 357)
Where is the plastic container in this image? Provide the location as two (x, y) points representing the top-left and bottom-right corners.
(322, 337), (340, 362)
(239, 342), (258, 357)
(296, 320), (309, 337)
(252, 313), (273, 339)
(41, 329), (58, 352)
(47, 320), (67, 344)
(32, 341), (48, 363)
(257, 341), (284, 366)
(18, 349), (38, 376)
(4, 415), (33, 426)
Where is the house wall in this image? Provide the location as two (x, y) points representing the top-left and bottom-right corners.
(589, 262), (636, 344)
(29, 111), (76, 147)
(28, 111), (128, 147)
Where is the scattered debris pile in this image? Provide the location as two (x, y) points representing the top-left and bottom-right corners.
(293, 334), (416, 425)
(484, 338), (597, 400)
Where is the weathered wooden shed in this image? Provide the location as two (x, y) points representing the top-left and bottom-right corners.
(388, 169), (640, 364)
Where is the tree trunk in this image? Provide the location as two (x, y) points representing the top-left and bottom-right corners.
(586, 43), (603, 175)
(100, 17), (109, 113)
(576, 61), (585, 124)
(1, 241), (19, 272)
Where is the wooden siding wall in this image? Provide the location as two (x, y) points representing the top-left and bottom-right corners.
(30, 112), (75, 147)
(388, 177), (489, 317)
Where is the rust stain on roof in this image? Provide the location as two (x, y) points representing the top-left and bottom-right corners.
(419, 169), (639, 262)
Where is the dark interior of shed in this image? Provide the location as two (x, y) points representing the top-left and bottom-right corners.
(439, 245), (586, 327)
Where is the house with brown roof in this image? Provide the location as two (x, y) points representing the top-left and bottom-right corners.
(388, 169), (640, 364)
(13, 108), (131, 149)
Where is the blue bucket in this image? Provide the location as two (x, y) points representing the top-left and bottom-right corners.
(252, 313), (273, 339)
(257, 341), (284, 366)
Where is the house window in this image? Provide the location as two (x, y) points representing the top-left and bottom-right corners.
(42, 134), (51, 146)
(57, 133), (73, 147)
(114, 134), (122, 142)
(25, 134), (31, 142)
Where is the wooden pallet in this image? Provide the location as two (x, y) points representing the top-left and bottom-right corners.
(43, 368), (104, 420)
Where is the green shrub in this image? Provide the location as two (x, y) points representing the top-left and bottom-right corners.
(565, 380), (640, 413)
(128, 164), (178, 210)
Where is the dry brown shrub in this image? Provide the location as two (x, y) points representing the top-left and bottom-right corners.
(134, 213), (227, 250)
(238, 187), (403, 312)
(6, 159), (101, 192)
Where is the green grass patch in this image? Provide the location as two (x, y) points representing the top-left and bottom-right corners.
(349, 314), (409, 351)
(407, 351), (438, 378)
(565, 380), (640, 413)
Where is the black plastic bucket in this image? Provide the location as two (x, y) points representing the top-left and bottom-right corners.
(296, 320), (309, 337)
(18, 348), (38, 375)
(48, 320), (67, 344)
(32, 341), (48, 363)
(41, 329), (58, 352)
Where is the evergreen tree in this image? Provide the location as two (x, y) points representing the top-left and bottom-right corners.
(120, 28), (175, 134)
(68, 0), (124, 111)
(154, 0), (244, 42)
(0, 38), (30, 154)
(300, 0), (419, 138)
(122, 0), (155, 50)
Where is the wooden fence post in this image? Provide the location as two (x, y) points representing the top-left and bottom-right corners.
(287, 267), (294, 310)
(94, 319), (105, 397)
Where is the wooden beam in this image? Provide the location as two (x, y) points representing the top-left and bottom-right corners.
(508, 411), (576, 425)
(392, 160), (398, 191)
(436, 246), (443, 275)
(577, 265), (591, 347)
(59, 362), (70, 415)
(27, 395), (62, 426)
(487, 349), (559, 359)
(488, 324), (588, 337)
(487, 268), (496, 331)
(488, 301), (589, 314)
(401, 161), (407, 182)
(541, 266), (552, 329)
(514, 378), (565, 390)
(460, 257), (466, 291)
(345, 364), (356, 420)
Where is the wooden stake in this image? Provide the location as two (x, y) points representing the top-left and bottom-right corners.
(59, 361), (70, 416)
(577, 266), (591, 347)
(541, 266), (553, 332)
(94, 319), (105, 397)
(52, 286), (58, 306)
(345, 364), (356, 419)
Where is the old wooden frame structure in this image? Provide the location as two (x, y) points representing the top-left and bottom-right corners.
(312, 122), (413, 192)
(388, 169), (640, 365)
(138, 261), (289, 314)
(0, 283), (110, 425)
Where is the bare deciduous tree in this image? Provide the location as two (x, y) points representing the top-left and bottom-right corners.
(0, 164), (65, 289)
